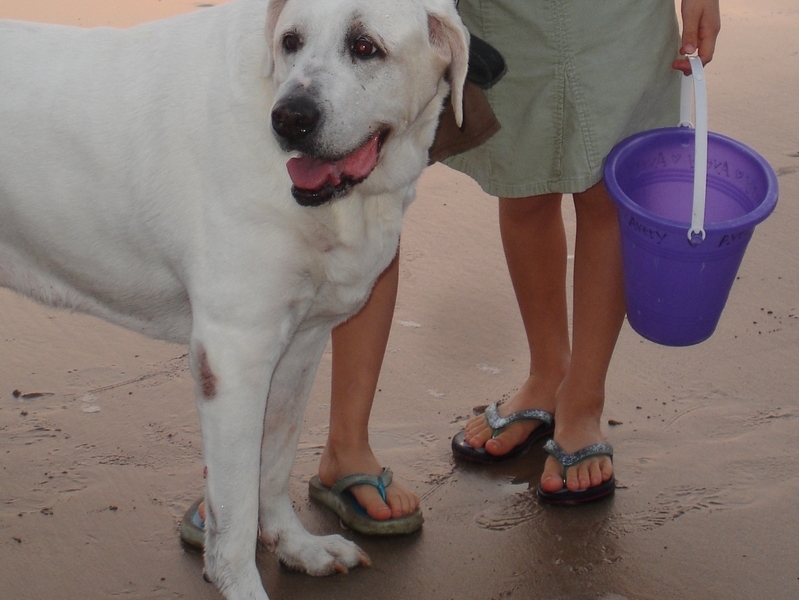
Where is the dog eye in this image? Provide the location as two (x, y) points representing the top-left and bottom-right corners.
(351, 36), (379, 59)
(282, 33), (301, 53)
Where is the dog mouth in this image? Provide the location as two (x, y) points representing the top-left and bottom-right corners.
(286, 129), (389, 207)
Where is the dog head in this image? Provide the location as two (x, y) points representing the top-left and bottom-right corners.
(263, 0), (468, 207)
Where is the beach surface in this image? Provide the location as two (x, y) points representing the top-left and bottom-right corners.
(1, 1), (798, 599)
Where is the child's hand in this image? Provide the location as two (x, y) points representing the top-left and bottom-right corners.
(672, 0), (721, 75)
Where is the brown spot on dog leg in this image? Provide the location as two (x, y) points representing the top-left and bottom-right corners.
(196, 345), (217, 399)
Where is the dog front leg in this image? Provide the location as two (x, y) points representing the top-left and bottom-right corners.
(190, 326), (280, 600)
(257, 326), (370, 574)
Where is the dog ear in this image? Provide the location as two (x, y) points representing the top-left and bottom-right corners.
(427, 6), (470, 128)
(262, 0), (291, 78)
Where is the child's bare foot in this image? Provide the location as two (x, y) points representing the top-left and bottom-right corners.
(461, 375), (558, 458)
(538, 409), (613, 495)
(317, 441), (419, 521)
(539, 445), (614, 493)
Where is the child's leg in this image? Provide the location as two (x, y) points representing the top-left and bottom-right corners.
(539, 180), (622, 492)
(462, 194), (570, 455)
(317, 252), (420, 520)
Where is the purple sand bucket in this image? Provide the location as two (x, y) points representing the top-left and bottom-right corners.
(605, 57), (778, 346)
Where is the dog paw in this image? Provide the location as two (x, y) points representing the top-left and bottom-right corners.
(270, 531), (371, 575)
(202, 555), (270, 600)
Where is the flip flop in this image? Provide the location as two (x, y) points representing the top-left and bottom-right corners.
(308, 468), (424, 536)
(451, 403), (554, 463)
(536, 439), (616, 505)
(179, 496), (205, 549)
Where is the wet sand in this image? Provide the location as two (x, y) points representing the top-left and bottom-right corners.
(1, 1), (798, 599)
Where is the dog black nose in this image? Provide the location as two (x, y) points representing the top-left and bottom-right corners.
(271, 97), (320, 141)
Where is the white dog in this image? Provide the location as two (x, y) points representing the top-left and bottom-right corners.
(0, 0), (468, 598)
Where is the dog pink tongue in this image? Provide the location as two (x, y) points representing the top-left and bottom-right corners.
(286, 133), (380, 191)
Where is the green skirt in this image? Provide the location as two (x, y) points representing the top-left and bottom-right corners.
(445, 0), (682, 198)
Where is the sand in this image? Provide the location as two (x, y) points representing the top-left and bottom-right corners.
(1, 1), (798, 599)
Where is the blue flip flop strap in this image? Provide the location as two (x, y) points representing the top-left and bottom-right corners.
(543, 439), (614, 482)
(190, 507), (205, 531)
(330, 467), (393, 502)
(484, 402), (554, 437)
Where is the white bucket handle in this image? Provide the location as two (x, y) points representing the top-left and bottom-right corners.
(679, 56), (708, 244)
